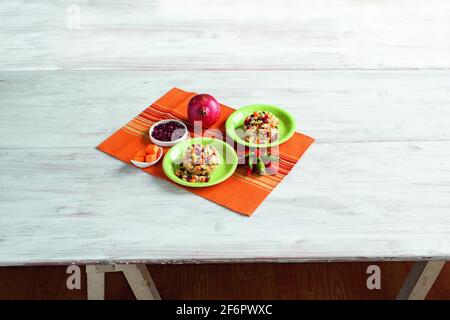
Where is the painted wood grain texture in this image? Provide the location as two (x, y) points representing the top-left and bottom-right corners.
(0, 73), (449, 263)
(1, 141), (449, 264)
(1, 0), (450, 70)
(0, 1), (450, 264)
(1, 70), (450, 148)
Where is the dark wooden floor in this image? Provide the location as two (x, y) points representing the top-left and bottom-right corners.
(0, 262), (448, 299)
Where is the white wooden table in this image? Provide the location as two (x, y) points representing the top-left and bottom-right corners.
(1, 0), (449, 300)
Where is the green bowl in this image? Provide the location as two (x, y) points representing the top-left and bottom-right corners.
(162, 137), (238, 188)
(225, 104), (297, 148)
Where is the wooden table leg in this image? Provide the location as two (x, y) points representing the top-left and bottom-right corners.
(86, 265), (105, 300)
(397, 261), (446, 300)
(85, 264), (161, 300)
(116, 264), (161, 300)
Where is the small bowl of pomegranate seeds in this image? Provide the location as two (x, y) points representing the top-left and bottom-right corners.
(149, 119), (188, 147)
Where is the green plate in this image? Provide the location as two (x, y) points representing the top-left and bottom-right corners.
(225, 104), (297, 148)
(162, 137), (238, 188)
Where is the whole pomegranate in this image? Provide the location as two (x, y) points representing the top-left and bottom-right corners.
(187, 94), (221, 128)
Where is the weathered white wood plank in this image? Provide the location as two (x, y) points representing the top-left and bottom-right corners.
(1, 0), (450, 70)
(1, 70), (450, 149)
(1, 1), (450, 267)
(0, 140), (449, 265)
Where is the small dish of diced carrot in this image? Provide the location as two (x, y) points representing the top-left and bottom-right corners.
(130, 144), (162, 168)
